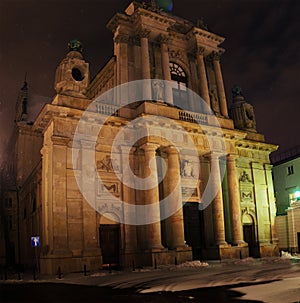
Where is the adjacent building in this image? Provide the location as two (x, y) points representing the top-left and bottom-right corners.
(2, 1), (278, 274)
(273, 146), (300, 252)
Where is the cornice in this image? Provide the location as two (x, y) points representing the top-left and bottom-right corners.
(187, 27), (225, 45)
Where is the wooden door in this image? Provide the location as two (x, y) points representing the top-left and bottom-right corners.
(100, 224), (120, 266)
(243, 224), (255, 257)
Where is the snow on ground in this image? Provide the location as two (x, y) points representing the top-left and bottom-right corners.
(234, 277), (300, 303)
(2, 258), (300, 302)
(176, 261), (209, 268)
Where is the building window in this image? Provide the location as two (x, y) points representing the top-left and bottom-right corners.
(287, 165), (294, 175)
(5, 198), (13, 209)
(170, 62), (188, 109)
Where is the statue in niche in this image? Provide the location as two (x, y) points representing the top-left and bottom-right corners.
(209, 88), (220, 114)
(181, 160), (194, 178)
(152, 79), (165, 101)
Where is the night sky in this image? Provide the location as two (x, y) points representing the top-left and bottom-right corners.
(0, 0), (299, 163)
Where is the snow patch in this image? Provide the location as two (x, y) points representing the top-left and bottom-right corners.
(176, 261), (209, 268)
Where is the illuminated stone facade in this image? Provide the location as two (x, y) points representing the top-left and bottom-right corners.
(3, 1), (278, 274)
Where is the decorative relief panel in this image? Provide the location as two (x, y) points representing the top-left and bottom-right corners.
(97, 155), (120, 173)
(239, 170), (254, 207)
(181, 160), (195, 178)
(239, 171), (252, 183)
(97, 180), (120, 197)
(181, 187), (200, 203)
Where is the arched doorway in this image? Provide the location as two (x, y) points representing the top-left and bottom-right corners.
(242, 213), (256, 257)
(99, 214), (120, 267)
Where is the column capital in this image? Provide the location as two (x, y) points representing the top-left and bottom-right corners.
(209, 50), (224, 61)
(195, 46), (206, 56)
(164, 145), (179, 155)
(114, 33), (130, 44)
(140, 142), (160, 153)
(205, 151), (226, 160)
(157, 33), (170, 44)
(227, 153), (238, 161)
(137, 28), (151, 39)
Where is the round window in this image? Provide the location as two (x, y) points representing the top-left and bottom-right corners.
(72, 68), (84, 81)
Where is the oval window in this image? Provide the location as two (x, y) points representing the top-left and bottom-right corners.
(72, 68), (84, 81)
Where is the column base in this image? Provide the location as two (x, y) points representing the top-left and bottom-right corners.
(216, 241), (228, 246)
(139, 247), (192, 267)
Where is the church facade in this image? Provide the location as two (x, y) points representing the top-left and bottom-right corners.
(4, 1), (278, 274)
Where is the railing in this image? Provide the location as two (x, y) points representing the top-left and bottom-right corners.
(179, 111), (208, 125)
(95, 104), (119, 117)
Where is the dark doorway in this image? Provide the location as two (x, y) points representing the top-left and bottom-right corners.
(183, 203), (205, 260)
(297, 232), (300, 253)
(243, 224), (256, 257)
(99, 224), (120, 267)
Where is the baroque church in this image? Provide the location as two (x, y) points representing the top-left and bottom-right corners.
(2, 1), (278, 274)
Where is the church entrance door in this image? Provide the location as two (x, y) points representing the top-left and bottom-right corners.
(243, 224), (256, 257)
(183, 202), (205, 260)
(99, 224), (120, 267)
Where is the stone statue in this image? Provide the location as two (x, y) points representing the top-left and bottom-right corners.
(209, 88), (220, 114)
(181, 160), (193, 177)
(152, 80), (165, 101)
(232, 85), (243, 98)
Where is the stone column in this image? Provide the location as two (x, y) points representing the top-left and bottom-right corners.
(114, 33), (129, 105)
(211, 52), (228, 117)
(141, 143), (164, 250)
(159, 34), (173, 104)
(210, 153), (227, 245)
(165, 146), (186, 248)
(120, 146), (138, 253)
(227, 155), (244, 244)
(139, 29), (152, 100)
(196, 47), (210, 107)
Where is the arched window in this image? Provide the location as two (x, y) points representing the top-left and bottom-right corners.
(170, 62), (188, 109)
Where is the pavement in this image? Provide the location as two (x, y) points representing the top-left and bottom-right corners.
(1, 258), (300, 303)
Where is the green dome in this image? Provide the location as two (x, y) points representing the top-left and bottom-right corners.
(155, 0), (173, 12)
(68, 39), (83, 53)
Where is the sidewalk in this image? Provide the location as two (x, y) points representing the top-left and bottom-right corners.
(2, 258), (300, 302)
